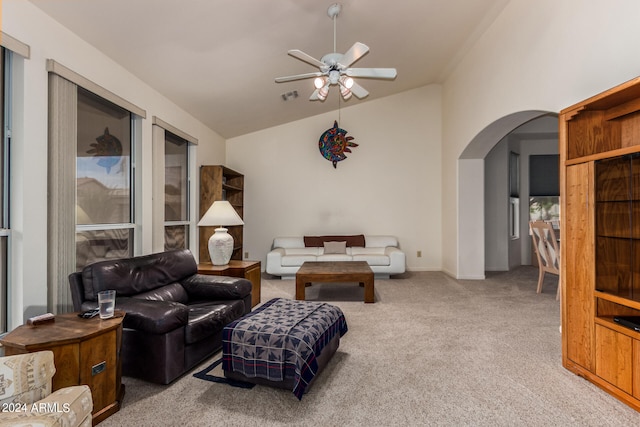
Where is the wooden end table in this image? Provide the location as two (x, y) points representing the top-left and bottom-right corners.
(198, 260), (261, 308)
(296, 261), (375, 303)
(0, 311), (125, 425)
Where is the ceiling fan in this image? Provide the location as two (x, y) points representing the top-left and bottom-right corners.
(275, 3), (397, 102)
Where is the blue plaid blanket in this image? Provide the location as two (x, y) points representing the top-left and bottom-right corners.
(222, 298), (348, 399)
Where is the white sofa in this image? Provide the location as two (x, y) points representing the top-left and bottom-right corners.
(266, 235), (406, 279)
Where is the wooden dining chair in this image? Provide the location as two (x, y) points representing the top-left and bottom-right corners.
(529, 220), (560, 300)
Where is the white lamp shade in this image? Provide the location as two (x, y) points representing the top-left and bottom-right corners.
(197, 201), (244, 265)
(197, 200), (244, 227)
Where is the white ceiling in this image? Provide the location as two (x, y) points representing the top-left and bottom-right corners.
(28, 0), (509, 139)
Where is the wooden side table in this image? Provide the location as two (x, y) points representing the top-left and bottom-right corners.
(198, 260), (261, 308)
(0, 312), (125, 425)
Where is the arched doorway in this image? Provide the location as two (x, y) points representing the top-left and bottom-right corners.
(457, 110), (557, 279)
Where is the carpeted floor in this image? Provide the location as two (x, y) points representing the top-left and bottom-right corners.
(100, 267), (640, 426)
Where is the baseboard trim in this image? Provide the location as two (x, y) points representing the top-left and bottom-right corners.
(456, 274), (486, 280)
(441, 267), (485, 280)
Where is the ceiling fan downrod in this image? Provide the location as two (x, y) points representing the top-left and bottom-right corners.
(328, 3), (341, 53)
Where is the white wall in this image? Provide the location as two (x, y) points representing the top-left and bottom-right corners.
(227, 86), (442, 272)
(4, 1), (226, 327)
(442, 0), (640, 278)
(457, 159), (485, 279)
(506, 138), (521, 270)
(484, 137), (509, 271)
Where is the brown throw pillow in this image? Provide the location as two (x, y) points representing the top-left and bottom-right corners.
(305, 234), (365, 247)
(323, 241), (347, 254)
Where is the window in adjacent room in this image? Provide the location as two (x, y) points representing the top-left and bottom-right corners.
(164, 131), (189, 250)
(76, 87), (134, 270)
(509, 151), (520, 240)
(509, 151), (520, 197)
(529, 154), (560, 223)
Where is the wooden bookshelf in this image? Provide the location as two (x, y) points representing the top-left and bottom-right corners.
(199, 165), (244, 263)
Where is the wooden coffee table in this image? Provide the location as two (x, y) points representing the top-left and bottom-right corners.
(296, 261), (375, 303)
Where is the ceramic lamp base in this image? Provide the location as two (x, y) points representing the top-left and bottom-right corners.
(208, 227), (234, 265)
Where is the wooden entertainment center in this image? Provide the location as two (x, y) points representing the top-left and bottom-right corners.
(560, 76), (640, 411)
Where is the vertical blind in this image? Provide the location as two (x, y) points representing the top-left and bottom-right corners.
(47, 61), (146, 313)
(47, 74), (77, 313)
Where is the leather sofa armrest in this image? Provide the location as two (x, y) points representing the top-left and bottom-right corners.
(385, 246), (406, 274)
(115, 297), (188, 334)
(267, 248), (285, 258)
(266, 248), (285, 274)
(385, 246), (403, 256)
(386, 246), (406, 263)
(181, 274), (252, 301)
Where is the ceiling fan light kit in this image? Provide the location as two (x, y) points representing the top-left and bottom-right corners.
(275, 2), (397, 102)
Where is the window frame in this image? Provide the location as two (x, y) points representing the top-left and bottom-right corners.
(0, 47), (10, 332)
(163, 130), (190, 251)
(151, 117), (197, 254)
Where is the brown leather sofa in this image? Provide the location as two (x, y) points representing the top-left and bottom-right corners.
(68, 249), (252, 384)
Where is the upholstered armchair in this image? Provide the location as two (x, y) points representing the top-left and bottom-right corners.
(69, 248), (253, 384)
(0, 350), (93, 427)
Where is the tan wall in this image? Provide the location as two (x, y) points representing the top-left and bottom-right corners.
(227, 85), (443, 272)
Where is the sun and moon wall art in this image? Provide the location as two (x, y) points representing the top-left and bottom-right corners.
(318, 120), (358, 168)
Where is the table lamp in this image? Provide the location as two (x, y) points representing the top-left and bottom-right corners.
(197, 200), (244, 265)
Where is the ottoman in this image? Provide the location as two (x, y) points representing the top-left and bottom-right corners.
(222, 298), (348, 399)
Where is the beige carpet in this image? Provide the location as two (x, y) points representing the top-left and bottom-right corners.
(100, 268), (640, 426)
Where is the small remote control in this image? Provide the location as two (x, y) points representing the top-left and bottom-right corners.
(78, 309), (100, 319)
(26, 313), (55, 326)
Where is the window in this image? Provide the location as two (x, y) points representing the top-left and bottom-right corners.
(509, 151), (519, 197)
(164, 131), (189, 250)
(151, 118), (196, 253)
(529, 154), (560, 196)
(0, 47), (9, 332)
(48, 60), (145, 313)
(76, 87), (134, 270)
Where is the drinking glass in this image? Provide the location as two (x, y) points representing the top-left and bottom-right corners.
(97, 290), (116, 319)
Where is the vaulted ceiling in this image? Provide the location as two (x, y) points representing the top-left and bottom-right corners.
(29, 0), (509, 138)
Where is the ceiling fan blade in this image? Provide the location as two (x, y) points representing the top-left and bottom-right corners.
(346, 68), (397, 79)
(349, 81), (369, 99)
(275, 72), (323, 83)
(309, 89), (321, 101)
(338, 42), (369, 68)
(288, 49), (326, 69)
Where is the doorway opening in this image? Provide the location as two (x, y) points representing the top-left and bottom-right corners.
(457, 111), (558, 279)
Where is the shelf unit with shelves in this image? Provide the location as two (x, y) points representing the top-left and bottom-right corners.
(199, 165), (244, 263)
(561, 76), (640, 411)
